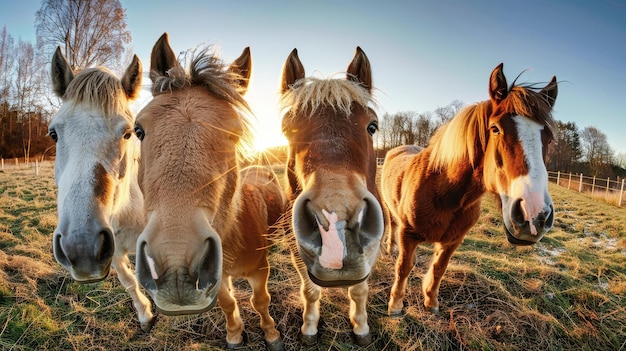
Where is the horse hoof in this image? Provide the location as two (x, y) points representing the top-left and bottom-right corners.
(388, 309), (404, 318)
(227, 331), (247, 349)
(266, 337), (285, 351)
(299, 332), (318, 346)
(353, 332), (372, 346)
(140, 315), (157, 333)
(428, 306), (440, 314)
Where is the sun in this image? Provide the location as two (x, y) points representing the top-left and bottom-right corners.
(251, 128), (288, 153)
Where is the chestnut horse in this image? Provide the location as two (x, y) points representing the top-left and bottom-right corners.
(133, 33), (285, 350)
(280, 47), (384, 346)
(382, 63), (557, 316)
(49, 48), (154, 331)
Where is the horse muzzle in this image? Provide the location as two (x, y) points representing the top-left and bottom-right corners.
(292, 188), (384, 286)
(136, 236), (222, 315)
(52, 226), (115, 283)
(502, 195), (554, 245)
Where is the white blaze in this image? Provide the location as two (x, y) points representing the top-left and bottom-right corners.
(509, 115), (549, 235)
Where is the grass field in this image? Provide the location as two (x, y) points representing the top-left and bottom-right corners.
(1, 163), (625, 350)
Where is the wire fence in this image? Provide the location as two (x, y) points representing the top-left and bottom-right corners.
(548, 171), (625, 207)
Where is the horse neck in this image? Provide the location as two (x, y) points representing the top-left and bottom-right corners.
(212, 168), (245, 257)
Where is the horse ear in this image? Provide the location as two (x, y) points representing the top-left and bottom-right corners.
(228, 47), (252, 95)
(541, 76), (558, 107)
(280, 48), (305, 94)
(150, 32), (181, 82)
(347, 46), (372, 93)
(489, 63), (508, 103)
(121, 55), (143, 100)
(51, 46), (75, 98)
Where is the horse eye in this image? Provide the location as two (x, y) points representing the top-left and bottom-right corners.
(123, 132), (132, 140)
(490, 125), (501, 135)
(49, 129), (58, 143)
(367, 122), (378, 136)
(134, 126), (145, 141)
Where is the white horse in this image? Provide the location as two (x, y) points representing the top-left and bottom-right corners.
(49, 47), (154, 331)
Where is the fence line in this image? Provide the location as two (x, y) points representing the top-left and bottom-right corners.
(548, 171), (625, 207)
(0, 158), (54, 176)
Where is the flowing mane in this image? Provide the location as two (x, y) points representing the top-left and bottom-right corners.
(63, 67), (135, 125)
(279, 76), (375, 118)
(429, 82), (556, 172)
(150, 48), (254, 155)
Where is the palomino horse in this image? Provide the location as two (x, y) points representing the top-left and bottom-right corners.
(133, 33), (285, 350)
(49, 48), (154, 331)
(280, 47), (384, 346)
(382, 63), (557, 316)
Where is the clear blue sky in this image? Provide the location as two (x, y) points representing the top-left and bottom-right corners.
(2, 0), (625, 154)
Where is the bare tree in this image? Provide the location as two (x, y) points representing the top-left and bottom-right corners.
(0, 27), (15, 155)
(14, 40), (47, 162)
(547, 120), (582, 172)
(581, 126), (613, 177)
(415, 111), (434, 147)
(35, 0), (131, 71)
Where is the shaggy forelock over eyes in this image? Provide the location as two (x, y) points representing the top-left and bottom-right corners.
(64, 67), (134, 125)
(279, 77), (375, 119)
(151, 48), (251, 113)
(151, 47), (255, 157)
(428, 83), (555, 172)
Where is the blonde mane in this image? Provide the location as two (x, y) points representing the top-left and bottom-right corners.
(279, 77), (374, 118)
(63, 67), (134, 125)
(429, 84), (555, 172)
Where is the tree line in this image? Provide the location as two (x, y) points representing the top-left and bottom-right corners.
(377, 104), (626, 180)
(0, 0), (130, 162)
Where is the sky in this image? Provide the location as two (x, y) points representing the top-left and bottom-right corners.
(1, 0), (625, 154)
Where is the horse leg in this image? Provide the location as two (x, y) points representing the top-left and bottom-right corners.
(348, 280), (372, 346)
(383, 205), (398, 254)
(217, 276), (245, 348)
(247, 261), (283, 351)
(110, 253), (154, 332)
(388, 232), (421, 316)
(422, 241), (462, 313)
(291, 252), (321, 345)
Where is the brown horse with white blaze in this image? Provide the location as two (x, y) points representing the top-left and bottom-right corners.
(280, 47), (384, 346)
(382, 63), (557, 316)
(134, 33), (285, 350)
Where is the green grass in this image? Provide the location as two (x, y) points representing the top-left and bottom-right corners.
(1, 162), (625, 350)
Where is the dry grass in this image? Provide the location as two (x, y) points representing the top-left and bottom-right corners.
(1, 163), (626, 350)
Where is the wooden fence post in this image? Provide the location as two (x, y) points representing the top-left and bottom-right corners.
(557, 171), (561, 186)
(568, 172), (572, 190)
(617, 178), (624, 207)
(35, 160), (39, 177)
(605, 177), (610, 200)
(579, 173), (583, 193)
(592, 176), (596, 194)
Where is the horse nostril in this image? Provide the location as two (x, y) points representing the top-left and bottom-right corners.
(98, 229), (115, 264)
(136, 241), (158, 290)
(511, 199), (526, 227)
(53, 233), (72, 268)
(195, 237), (222, 290)
(543, 205), (555, 230)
